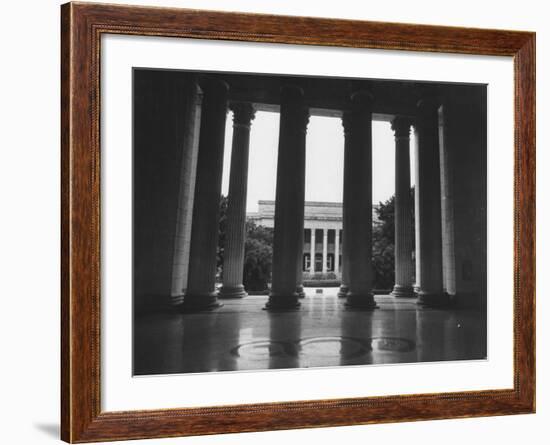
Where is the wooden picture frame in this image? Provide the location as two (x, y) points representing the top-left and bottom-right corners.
(61, 1), (535, 442)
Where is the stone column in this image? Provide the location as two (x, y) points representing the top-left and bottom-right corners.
(438, 104), (457, 297)
(338, 228), (349, 298)
(181, 77), (229, 311)
(170, 76), (202, 305)
(343, 91), (377, 310)
(219, 103), (256, 299)
(296, 230), (306, 299)
(390, 117), (416, 298)
(296, 140), (307, 299)
(310, 229), (316, 272)
(322, 229), (328, 273)
(266, 85), (309, 310)
(334, 229), (340, 274)
(414, 97), (447, 307)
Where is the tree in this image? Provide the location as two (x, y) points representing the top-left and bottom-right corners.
(216, 195), (228, 279)
(243, 221), (274, 291)
(216, 194), (274, 291)
(372, 195), (395, 289)
(372, 187), (415, 290)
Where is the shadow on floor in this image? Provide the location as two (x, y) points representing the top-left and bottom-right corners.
(134, 292), (487, 375)
(33, 422), (59, 439)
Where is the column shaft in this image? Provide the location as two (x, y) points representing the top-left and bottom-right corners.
(438, 104), (457, 296)
(415, 97), (447, 306)
(343, 92), (377, 310)
(266, 85), (309, 310)
(334, 229), (340, 274)
(390, 117), (415, 298)
(170, 77), (201, 305)
(296, 141), (307, 299)
(219, 103), (255, 299)
(338, 227), (349, 298)
(310, 229), (316, 272)
(182, 77), (229, 311)
(322, 229), (328, 273)
(296, 230), (306, 299)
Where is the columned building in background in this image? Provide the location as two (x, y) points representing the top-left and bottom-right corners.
(133, 70), (487, 313)
(248, 200), (380, 280)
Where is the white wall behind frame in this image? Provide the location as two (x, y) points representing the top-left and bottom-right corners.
(0, 1), (545, 445)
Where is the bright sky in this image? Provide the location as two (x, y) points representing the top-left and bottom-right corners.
(222, 111), (416, 213)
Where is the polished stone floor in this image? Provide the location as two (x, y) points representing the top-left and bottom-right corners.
(133, 289), (487, 376)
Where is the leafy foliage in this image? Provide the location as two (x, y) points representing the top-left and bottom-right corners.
(372, 196), (395, 289)
(243, 221), (274, 291)
(372, 187), (415, 289)
(216, 195), (229, 278)
(217, 194), (274, 290)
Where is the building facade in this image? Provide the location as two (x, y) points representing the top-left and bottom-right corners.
(248, 200), (380, 279)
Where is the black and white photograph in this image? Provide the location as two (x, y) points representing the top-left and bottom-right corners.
(133, 69), (487, 376)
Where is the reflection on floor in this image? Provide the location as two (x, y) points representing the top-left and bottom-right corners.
(133, 290), (487, 376)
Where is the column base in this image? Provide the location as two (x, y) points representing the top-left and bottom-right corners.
(337, 285), (349, 298)
(170, 294), (185, 306)
(390, 285), (416, 298)
(416, 291), (452, 308)
(218, 284), (247, 299)
(264, 293), (301, 311)
(345, 292), (378, 310)
(296, 285), (306, 299)
(179, 292), (222, 312)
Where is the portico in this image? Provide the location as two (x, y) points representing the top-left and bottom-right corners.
(249, 201), (349, 278)
(133, 69), (487, 315)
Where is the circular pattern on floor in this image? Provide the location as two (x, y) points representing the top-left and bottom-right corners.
(231, 340), (284, 358)
(232, 336), (415, 360)
(299, 336), (369, 359)
(371, 336), (415, 352)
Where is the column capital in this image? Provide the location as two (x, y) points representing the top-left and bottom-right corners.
(280, 83), (304, 99)
(415, 96), (442, 134)
(230, 102), (256, 128)
(198, 76), (229, 97)
(348, 90), (374, 116)
(391, 116), (413, 139)
(350, 90), (374, 107)
(341, 111), (352, 135)
(342, 90), (373, 135)
(280, 84), (310, 131)
(416, 95), (442, 116)
(295, 107), (310, 131)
